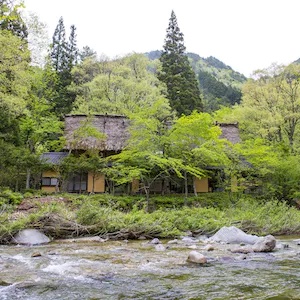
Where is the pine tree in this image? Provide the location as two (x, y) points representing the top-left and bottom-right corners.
(49, 17), (79, 117)
(158, 11), (203, 116)
(51, 16), (67, 73)
(67, 25), (78, 69)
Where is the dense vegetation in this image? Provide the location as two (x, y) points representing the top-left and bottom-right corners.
(145, 52), (246, 112)
(1, 192), (300, 243)
(0, 0), (300, 241)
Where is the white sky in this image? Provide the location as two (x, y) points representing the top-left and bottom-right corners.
(24, 0), (300, 77)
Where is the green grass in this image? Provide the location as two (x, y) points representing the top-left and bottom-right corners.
(0, 192), (299, 243)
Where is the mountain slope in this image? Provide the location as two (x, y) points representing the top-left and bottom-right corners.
(145, 50), (247, 112)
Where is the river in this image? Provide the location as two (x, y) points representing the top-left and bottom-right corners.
(0, 236), (299, 300)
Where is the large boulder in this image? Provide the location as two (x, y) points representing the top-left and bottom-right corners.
(209, 226), (260, 245)
(252, 235), (276, 252)
(13, 229), (50, 245)
(187, 251), (207, 264)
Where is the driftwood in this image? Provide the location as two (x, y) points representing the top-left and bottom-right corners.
(30, 213), (161, 240)
(31, 213), (91, 238)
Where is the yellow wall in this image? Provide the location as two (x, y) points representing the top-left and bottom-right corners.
(194, 177), (209, 193)
(132, 179), (139, 193)
(42, 170), (59, 177)
(41, 186), (57, 193)
(87, 173), (105, 193)
(41, 170), (59, 193)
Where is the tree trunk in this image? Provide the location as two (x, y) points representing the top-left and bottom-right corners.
(193, 178), (198, 197)
(26, 168), (31, 189)
(184, 170), (188, 205)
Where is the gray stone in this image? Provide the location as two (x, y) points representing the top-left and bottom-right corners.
(188, 245), (197, 250)
(149, 238), (161, 245)
(182, 237), (198, 244)
(231, 246), (253, 254)
(293, 239), (300, 245)
(187, 251), (207, 264)
(203, 244), (214, 251)
(252, 235), (276, 252)
(209, 226), (260, 245)
(13, 229), (50, 245)
(155, 244), (166, 251)
(167, 239), (179, 244)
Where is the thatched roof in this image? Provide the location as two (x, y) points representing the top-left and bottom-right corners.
(64, 115), (241, 152)
(217, 122), (241, 144)
(64, 114), (130, 151)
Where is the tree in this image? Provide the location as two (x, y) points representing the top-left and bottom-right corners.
(0, 0), (27, 40)
(49, 17), (79, 116)
(0, 30), (31, 143)
(79, 45), (97, 62)
(67, 25), (78, 68)
(158, 11), (203, 116)
(71, 53), (171, 117)
(240, 63), (300, 153)
(167, 112), (229, 198)
(50, 16), (67, 73)
(25, 12), (49, 67)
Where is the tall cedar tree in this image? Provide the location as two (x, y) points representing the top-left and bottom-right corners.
(51, 16), (68, 72)
(50, 17), (78, 117)
(158, 11), (203, 116)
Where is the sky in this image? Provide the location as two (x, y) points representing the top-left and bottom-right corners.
(23, 0), (300, 77)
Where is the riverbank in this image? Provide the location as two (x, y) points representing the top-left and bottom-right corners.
(1, 192), (300, 244)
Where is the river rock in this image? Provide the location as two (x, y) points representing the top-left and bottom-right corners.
(203, 244), (214, 251)
(293, 239), (300, 245)
(13, 229), (50, 245)
(209, 226), (260, 245)
(252, 235), (276, 252)
(167, 239), (179, 244)
(187, 251), (207, 264)
(231, 246), (253, 254)
(182, 237), (198, 244)
(31, 252), (42, 257)
(188, 244), (198, 250)
(149, 238), (161, 245)
(155, 244), (166, 251)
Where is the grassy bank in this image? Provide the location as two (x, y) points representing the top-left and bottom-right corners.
(0, 192), (300, 243)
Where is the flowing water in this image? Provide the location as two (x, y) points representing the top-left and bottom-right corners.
(0, 236), (299, 300)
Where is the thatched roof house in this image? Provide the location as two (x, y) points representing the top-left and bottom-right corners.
(64, 114), (130, 152)
(217, 122), (241, 144)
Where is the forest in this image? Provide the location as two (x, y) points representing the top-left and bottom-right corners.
(1, 1), (300, 211)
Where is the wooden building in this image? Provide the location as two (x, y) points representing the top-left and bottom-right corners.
(41, 115), (241, 194)
(41, 115), (129, 193)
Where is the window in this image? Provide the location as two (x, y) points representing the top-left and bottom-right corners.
(42, 177), (58, 186)
(67, 173), (88, 192)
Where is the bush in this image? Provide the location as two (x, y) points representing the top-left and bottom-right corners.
(0, 189), (23, 206)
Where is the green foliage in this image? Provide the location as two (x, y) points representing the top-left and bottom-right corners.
(158, 11), (203, 115)
(49, 17), (79, 116)
(0, 0), (27, 40)
(72, 53), (170, 117)
(239, 63), (300, 152)
(147, 51), (247, 113)
(0, 30), (31, 143)
(198, 70), (242, 111)
(0, 188), (23, 206)
(1, 193), (300, 243)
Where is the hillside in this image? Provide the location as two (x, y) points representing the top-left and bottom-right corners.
(145, 51), (247, 112)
